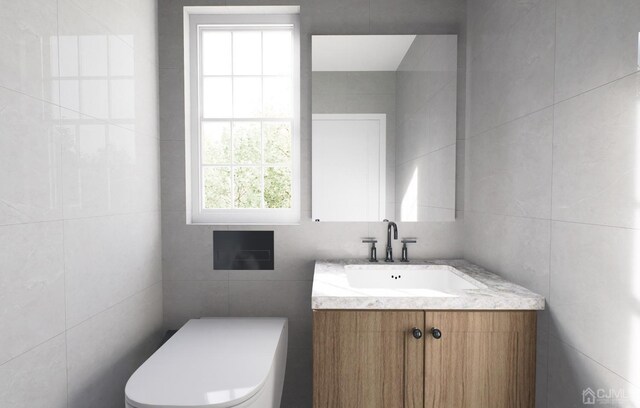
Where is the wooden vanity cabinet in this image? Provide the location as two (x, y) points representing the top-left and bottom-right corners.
(313, 310), (537, 408)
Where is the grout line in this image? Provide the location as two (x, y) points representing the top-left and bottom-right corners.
(62, 0), (157, 65)
(467, 103), (554, 141)
(543, 2), (558, 405)
(64, 281), (163, 333)
(0, 282), (162, 369)
(0, 209), (162, 229)
(467, 69), (640, 142)
(465, 208), (640, 233)
(395, 142), (457, 167)
(552, 69), (639, 106)
(0, 83), (161, 142)
(0, 331), (66, 369)
(547, 332), (640, 390)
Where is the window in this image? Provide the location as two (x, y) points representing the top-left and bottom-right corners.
(184, 7), (300, 224)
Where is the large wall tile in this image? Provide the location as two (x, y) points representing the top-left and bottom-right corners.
(547, 335), (640, 407)
(0, 335), (67, 408)
(550, 221), (640, 385)
(65, 212), (162, 327)
(467, 0), (555, 135)
(0, 89), (62, 226)
(61, 118), (160, 218)
(159, 68), (185, 141)
(163, 280), (229, 329)
(160, 140), (186, 212)
(464, 211), (550, 300)
(552, 73), (640, 229)
(67, 0), (157, 64)
(0, 222), (65, 365)
(229, 280), (312, 319)
(0, 0), (58, 103)
(131, 55), (160, 140)
(467, 108), (553, 219)
(1, 0), (161, 407)
(554, 0), (640, 102)
(302, 0), (370, 35)
(466, 0), (538, 61)
(66, 284), (163, 408)
(58, 0), (158, 140)
(369, 0), (464, 34)
(162, 211), (229, 281)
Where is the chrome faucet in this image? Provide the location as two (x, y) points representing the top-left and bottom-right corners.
(384, 220), (398, 262)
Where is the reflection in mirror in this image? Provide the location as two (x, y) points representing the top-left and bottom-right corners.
(311, 35), (457, 222)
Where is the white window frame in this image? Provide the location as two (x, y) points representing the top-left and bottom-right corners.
(184, 6), (301, 225)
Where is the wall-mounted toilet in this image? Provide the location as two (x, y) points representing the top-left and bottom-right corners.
(125, 317), (288, 408)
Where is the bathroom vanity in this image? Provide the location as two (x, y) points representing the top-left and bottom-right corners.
(311, 260), (545, 408)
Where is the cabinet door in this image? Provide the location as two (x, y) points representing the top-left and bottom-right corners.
(424, 311), (537, 408)
(313, 311), (424, 408)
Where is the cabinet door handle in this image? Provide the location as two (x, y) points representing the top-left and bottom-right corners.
(411, 327), (423, 339)
(431, 327), (442, 339)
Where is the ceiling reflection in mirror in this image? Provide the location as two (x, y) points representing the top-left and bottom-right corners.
(311, 35), (458, 222)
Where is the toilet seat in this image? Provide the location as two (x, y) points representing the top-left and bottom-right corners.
(125, 318), (288, 408)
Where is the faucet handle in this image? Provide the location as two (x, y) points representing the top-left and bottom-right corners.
(361, 238), (378, 262)
(400, 238), (417, 262)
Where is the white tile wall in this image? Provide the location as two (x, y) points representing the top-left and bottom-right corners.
(0, 0), (162, 406)
(552, 73), (640, 229)
(467, 108), (553, 219)
(466, 0), (640, 406)
(0, 334), (68, 408)
(467, 0), (555, 136)
(0, 89), (62, 225)
(0, 222), (65, 365)
(554, 0), (640, 102)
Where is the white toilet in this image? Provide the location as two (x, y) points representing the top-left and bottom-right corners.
(125, 317), (288, 408)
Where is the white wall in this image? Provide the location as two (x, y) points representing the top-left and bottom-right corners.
(158, 1), (467, 406)
(0, 0), (163, 406)
(465, 0), (640, 406)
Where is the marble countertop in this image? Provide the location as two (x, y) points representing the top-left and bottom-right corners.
(312, 259), (545, 310)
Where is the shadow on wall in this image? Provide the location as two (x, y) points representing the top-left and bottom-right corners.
(68, 330), (160, 408)
(546, 317), (640, 407)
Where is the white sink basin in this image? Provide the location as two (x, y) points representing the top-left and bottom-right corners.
(345, 264), (485, 293)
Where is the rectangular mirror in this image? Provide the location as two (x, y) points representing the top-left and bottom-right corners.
(311, 35), (457, 222)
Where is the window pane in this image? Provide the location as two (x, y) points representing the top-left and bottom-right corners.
(233, 77), (261, 117)
(263, 31), (291, 75)
(232, 122), (261, 164)
(202, 31), (231, 75)
(233, 31), (261, 75)
(202, 122), (231, 164)
(204, 167), (231, 208)
(234, 167), (262, 208)
(264, 167), (291, 208)
(263, 77), (291, 117)
(263, 122), (291, 164)
(203, 77), (232, 118)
